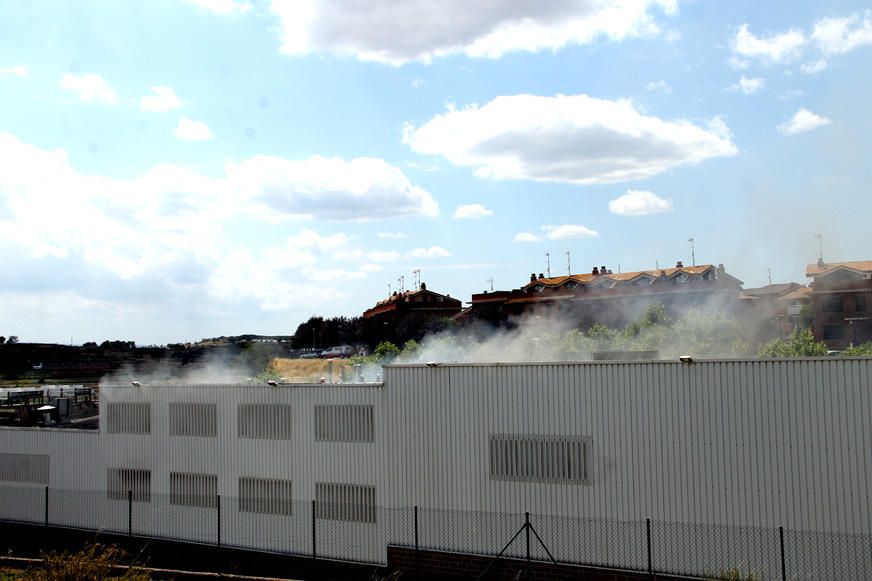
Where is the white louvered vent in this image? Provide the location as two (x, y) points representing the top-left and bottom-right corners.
(489, 434), (591, 484)
(107, 468), (151, 502)
(170, 472), (218, 508)
(106, 402), (151, 434)
(0, 453), (49, 484)
(315, 482), (376, 523)
(314, 405), (374, 442)
(239, 477), (293, 515)
(238, 404), (293, 440)
(169, 403), (218, 437)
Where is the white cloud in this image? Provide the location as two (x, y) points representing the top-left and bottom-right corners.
(543, 224), (599, 240)
(228, 155), (438, 220)
(410, 77), (425, 89)
(777, 108), (831, 135)
(812, 11), (872, 55)
(800, 59), (828, 74)
(184, 0), (252, 15)
(377, 232), (408, 239)
(729, 75), (765, 95)
(59, 73), (118, 104)
(453, 203), (494, 219)
(403, 93), (737, 185)
(367, 250), (401, 263)
(608, 189), (673, 215)
(0, 65), (27, 77)
(731, 23), (805, 66)
(174, 117), (214, 141)
(270, 0), (678, 65)
(645, 79), (672, 94)
(140, 86), (183, 112)
(407, 246), (451, 259)
(514, 232), (540, 242)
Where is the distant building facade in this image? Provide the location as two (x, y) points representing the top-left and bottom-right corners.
(806, 260), (872, 349)
(740, 283), (809, 340)
(362, 283), (462, 322)
(464, 262), (744, 328)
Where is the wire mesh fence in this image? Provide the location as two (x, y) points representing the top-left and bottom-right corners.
(0, 484), (870, 579)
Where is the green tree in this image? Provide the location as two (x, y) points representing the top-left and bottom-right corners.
(374, 341), (400, 362)
(757, 328), (828, 358)
(842, 342), (872, 356)
(399, 339), (421, 360)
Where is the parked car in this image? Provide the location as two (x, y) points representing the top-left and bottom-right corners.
(320, 345), (353, 358)
(299, 351), (320, 359)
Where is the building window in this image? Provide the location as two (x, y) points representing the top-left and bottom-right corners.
(315, 405), (374, 443)
(489, 434), (591, 484)
(239, 477), (293, 515)
(106, 402), (151, 434)
(823, 325), (846, 340)
(169, 403), (217, 437)
(0, 453), (49, 484)
(856, 295), (867, 312)
(107, 468), (151, 502)
(170, 472), (218, 508)
(238, 404), (293, 440)
(823, 296), (844, 313)
(315, 482), (376, 523)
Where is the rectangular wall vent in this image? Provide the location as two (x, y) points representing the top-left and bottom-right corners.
(238, 404), (293, 440)
(170, 472), (218, 508)
(107, 468), (151, 502)
(0, 453), (49, 484)
(315, 482), (376, 523)
(489, 434), (591, 484)
(239, 477), (293, 515)
(169, 403), (218, 437)
(106, 402), (151, 434)
(314, 405), (374, 442)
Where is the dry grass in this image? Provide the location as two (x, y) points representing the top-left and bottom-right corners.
(270, 358), (353, 383)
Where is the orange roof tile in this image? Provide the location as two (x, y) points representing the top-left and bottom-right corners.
(806, 260), (872, 277)
(523, 265), (715, 289)
(781, 287), (812, 301)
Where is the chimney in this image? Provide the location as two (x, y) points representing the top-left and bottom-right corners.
(592, 266), (599, 275)
(538, 273), (544, 279)
(607, 269), (613, 274)
(676, 260), (683, 268)
(530, 273), (537, 282)
(420, 282), (427, 291)
(601, 265), (606, 273)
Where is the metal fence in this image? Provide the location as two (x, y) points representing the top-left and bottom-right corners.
(0, 485), (869, 580)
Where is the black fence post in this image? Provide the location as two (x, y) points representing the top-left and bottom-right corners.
(525, 512), (531, 563)
(646, 518), (652, 578)
(44, 486), (48, 527)
(127, 490), (133, 538)
(414, 505), (419, 552)
(311, 499), (317, 560)
(779, 526), (786, 581)
(217, 494), (221, 547)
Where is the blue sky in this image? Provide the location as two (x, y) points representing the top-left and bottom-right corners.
(1, 0), (870, 345)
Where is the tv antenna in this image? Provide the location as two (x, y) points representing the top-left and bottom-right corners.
(767, 268), (772, 285)
(566, 251), (571, 275)
(688, 237), (696, 266)
(397, 275), (405, 293)
(387, 283), (391, 296)
(545, 252), (551, 278)
(412, 269), (421, 291)
(486, 278), (494, 291)
(813, 233), (823, 262)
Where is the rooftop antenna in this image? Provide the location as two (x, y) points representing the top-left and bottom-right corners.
(486, 277), (494, 291)
(814, 233), (823, 263)
(656, 259), (660, 270)
(397, 275), (405, 293)
(767, 268), (772, 285)
(566, 251), (571, 275)
(387, 283), (391, 296)
(545, 252), (551, 278)
(688, 237), (696, 266)
(412, 269), (421, 291)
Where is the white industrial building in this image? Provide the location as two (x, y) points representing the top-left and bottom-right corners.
(0, 358), (870, 580)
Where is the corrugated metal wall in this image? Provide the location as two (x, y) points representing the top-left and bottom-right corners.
(383, 359), (872, 534)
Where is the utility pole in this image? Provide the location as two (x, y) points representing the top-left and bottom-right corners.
(688, 237), (696, 267)
(545, 253), (551, 278)
(814, 233), (823, 263)
(566, 251), (571, 275)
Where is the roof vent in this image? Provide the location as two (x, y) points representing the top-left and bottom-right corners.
(676, 260), (684, 268)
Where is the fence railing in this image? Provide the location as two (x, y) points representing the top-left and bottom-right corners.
(0, 485), (868, 580)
